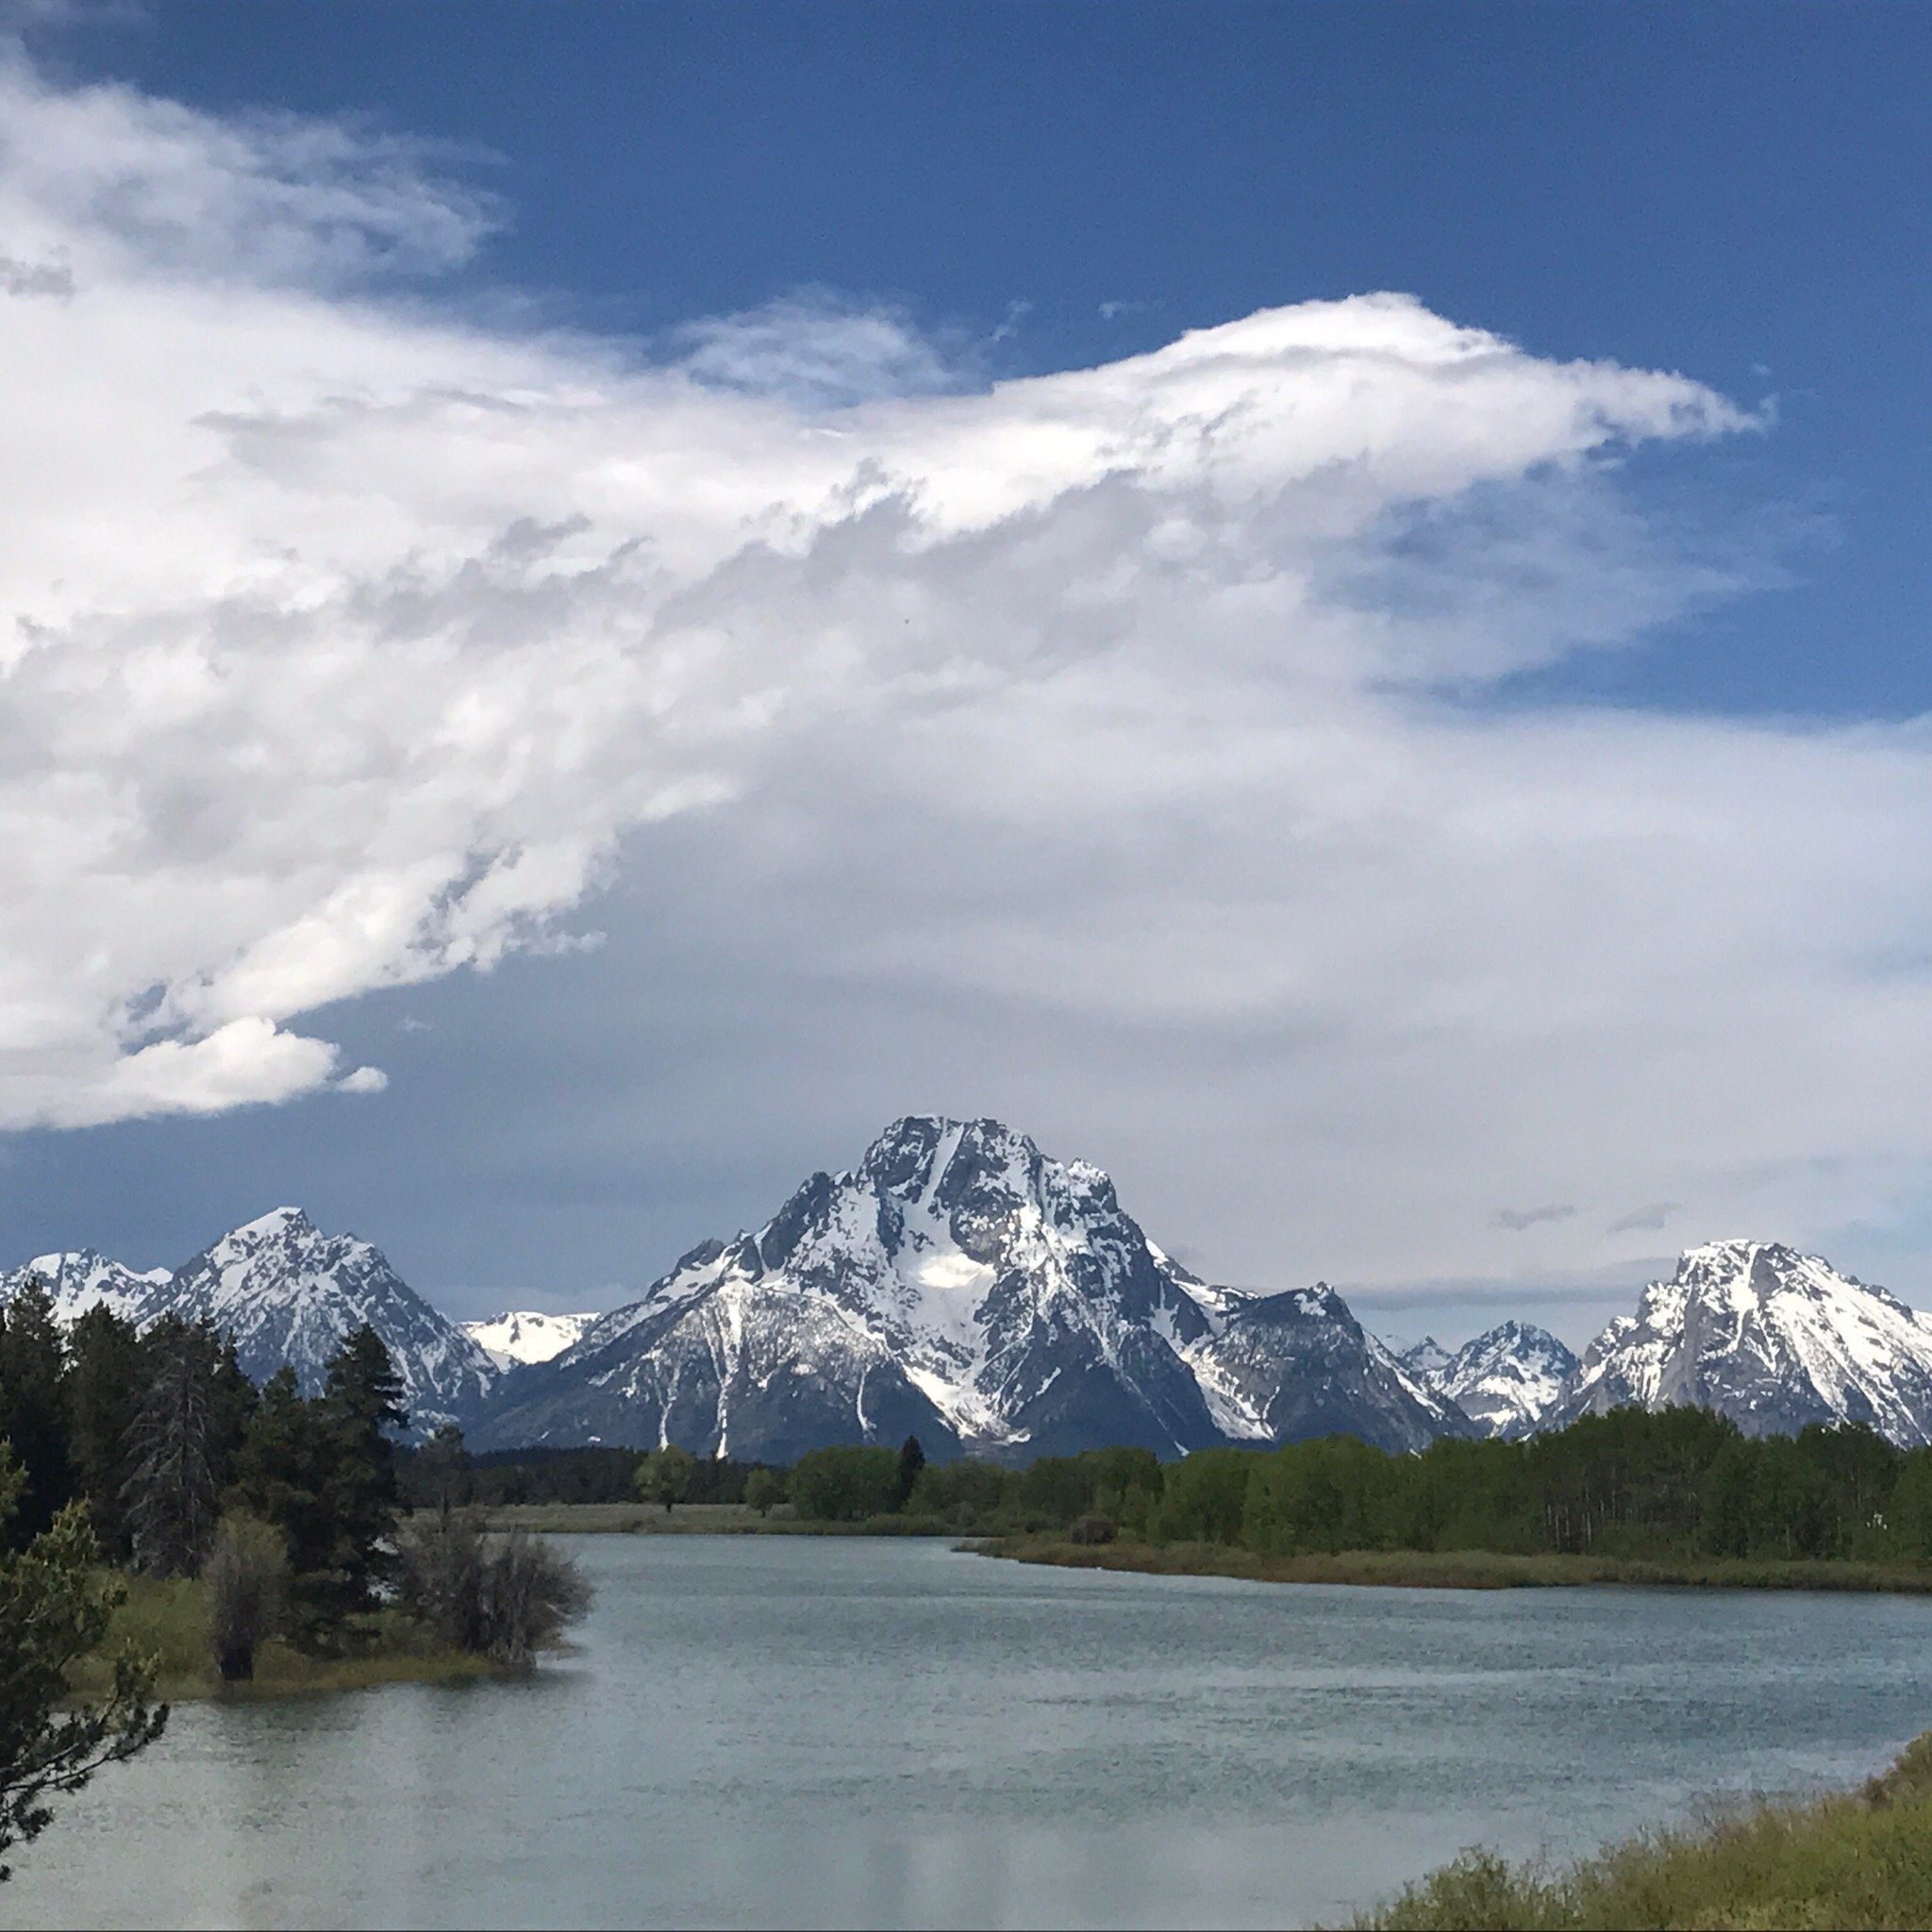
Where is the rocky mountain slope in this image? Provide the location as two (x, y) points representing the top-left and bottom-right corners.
(1406, 1322), (1578, 1440)
(1183, 1276), (1473, 1452)
(1554, 1240), (1932, 1445)
(462, 1309), (596, 1369)
(474, 1115), (1470, 1461)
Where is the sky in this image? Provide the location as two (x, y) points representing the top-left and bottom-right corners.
(3, 2), (1931, 1347)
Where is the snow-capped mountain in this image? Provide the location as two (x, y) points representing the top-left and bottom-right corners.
(164, 1208), (498, 1430)
(1417, 1321), (1578, 1440)
(1397, 1336), (1456, 1384)
(462, 1309), (596, 1370)
(475, 1115), (1475, 1461)
(1553, 1240), (1932, 1446)
(0, 1250), (174, 1326)
(1180, 1276), (1474, 1452)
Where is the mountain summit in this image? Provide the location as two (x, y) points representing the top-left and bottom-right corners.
(1555, 1240), (1932, 1445)
(475, 1114), (1464, 1460)
(163, 1208), (498, 1428)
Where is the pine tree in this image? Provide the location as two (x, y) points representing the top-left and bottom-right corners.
(122, 1317), (219, 1577)
(895, 1433), (926, 1510)
(0, 1279), (73, 1547)
(230, 1368), (335, 1641)
(65, 1307), (143, 1559)
(318, 1325), (407, 1621)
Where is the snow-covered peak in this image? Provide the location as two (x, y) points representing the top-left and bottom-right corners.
(461, 1308), (596, 1370)
(169, 1208), (498, 1429)
(1428, 1321), (1578, 1440)
(0, 1249), (173, 1326)
(1558, 1239), (1932, 1445)
(1398, 1336), (1455, 1382)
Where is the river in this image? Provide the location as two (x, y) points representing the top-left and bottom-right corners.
(16, 1536), (1931, 1928)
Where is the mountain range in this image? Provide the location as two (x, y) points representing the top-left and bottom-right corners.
(8, 1118), (1932, 1459)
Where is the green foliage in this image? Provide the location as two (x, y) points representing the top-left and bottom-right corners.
(1004, 1410), (1932, 1572)
(744, 1468), (786, 1516)
(634, 1444), (697, 1511)
(788, 1444), (902, 1523)
(0, 1449), (166, 1881)
(226, 1330), (409, 1645)
(909, 1457), (1019, 1528)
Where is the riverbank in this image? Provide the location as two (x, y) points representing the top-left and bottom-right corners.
(73, 1572), (500, 1703)
(1358, 1729), (1932, 1929)
(974, 1535), (1932, 1593)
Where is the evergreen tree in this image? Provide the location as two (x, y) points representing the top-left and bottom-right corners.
(894, 1434), (926, 1509)
(0, 1279), (73, 1546)
(0, 1449), (165, 1881)
(123, 1317), (219, 1576)
(318, 1326), (407, 1620)
(230, 1368), (336, 1635)
(64, 1307), (143, 1559)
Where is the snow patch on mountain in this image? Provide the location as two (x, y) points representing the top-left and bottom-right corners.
(462, 1309), (596, 1370)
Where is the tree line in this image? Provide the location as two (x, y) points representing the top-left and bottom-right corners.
(588, 1409), (1932, 1564)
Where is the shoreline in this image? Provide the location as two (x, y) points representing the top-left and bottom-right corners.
(969, 1535), (1932, 1594)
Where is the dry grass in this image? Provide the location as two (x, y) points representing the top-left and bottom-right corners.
(1357, 1731), (1932, 1929)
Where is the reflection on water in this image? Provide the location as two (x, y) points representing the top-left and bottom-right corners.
(16, 1536), (1932, 1928)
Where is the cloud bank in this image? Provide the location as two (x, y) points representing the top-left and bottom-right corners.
(5, 50), (1932, 1292)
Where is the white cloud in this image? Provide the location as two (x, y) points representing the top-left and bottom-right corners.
(7, 52), (1932, 1299)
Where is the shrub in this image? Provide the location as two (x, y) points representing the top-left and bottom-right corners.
(205, 1513), (289, 1683)
(399, 1510), (591, 1664)
(744, 1468), (786, 1516)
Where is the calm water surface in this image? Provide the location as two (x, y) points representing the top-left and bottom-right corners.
(15, 1536), (1932, 1929)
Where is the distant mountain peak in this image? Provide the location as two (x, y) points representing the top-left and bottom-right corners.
(1557, 1239), (1932, 1445)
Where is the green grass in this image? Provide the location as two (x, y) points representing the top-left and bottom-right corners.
(1356, 1732), (1932, 1930)
(68, 1571), (498, 1704)
(974, 1537), (1932, 1594)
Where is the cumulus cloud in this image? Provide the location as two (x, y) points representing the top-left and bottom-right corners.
(7, 50), (1932, 1297)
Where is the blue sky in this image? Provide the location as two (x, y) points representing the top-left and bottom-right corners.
(5, 3), (1932, 1342)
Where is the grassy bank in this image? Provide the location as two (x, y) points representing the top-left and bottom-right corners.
(469, 1501), (954, 1536)
(1357, 1731), (1932, 1930)
(974, 1536), (1932, 1593)
(69, 1572), (499, 1704)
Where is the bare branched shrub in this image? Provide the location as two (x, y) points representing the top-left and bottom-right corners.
(401, 1512), (590, 1665)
